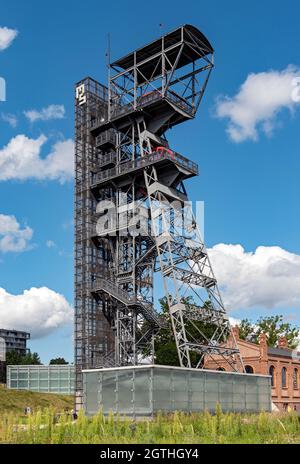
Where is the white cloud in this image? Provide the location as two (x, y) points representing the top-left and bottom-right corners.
(0, 27), (18, 51)
(0, 134), (74, 183)
(24, 105), (65, 122)
(0, 214), (33, 253)
(46, 240), (56, 248)
(215, 66), (300, 142)
(0, 287), (73, 339)
(229, 316), (241, 327)
(208, 244), (300, 310)
(1, 113), (18, 128)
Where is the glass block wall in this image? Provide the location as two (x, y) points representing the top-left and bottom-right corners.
(7, 365), (75, 395)
(83, 365), (272, 416)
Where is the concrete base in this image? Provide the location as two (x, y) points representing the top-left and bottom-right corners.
(83, 365), (271, 417)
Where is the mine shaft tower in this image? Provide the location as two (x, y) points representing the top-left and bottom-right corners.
(75, 25), (244, 405)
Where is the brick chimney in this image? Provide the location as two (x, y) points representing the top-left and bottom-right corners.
(259, 333), (268, 374)
(278, 336), (288, 349)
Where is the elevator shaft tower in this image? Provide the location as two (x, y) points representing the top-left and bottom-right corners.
(75, 25), (244, 405)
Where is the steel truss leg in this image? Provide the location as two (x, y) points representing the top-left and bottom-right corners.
(137, 120), (244, 372)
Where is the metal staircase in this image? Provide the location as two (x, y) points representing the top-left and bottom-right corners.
(92, 278), (164, 329)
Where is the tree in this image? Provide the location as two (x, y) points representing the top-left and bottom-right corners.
(239, 315), (299, 349)
(0, 361), (5, 384)
(239, 319), (255, 341)
(5, 350), (23, 365)
(5, 350), (41, 365)
(24, 352), (41, 365)
(49, 358), (68, 365)
(153, 297), (225, 367)
(153, 298), (179, 366)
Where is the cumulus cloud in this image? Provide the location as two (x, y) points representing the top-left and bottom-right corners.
(229, 316), (241, 327)
(215, 66), (300, 142)
(208, 244), (300, 310)
(46, 240), (56, 248)
(0, 287), (73, 339)
(1, 113), (18, 128)
(24, 104), (65, 122)
(0, 26), (18, 51)
(0, 214), (33, 253)
(0, 134), (74, 183)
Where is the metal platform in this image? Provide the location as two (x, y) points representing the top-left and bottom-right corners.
(91, 149), (198, 188)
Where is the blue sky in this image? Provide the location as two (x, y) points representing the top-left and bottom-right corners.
(0, 0), (300, 362)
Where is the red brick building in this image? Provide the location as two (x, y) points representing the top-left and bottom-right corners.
(205, 327), (300, 411)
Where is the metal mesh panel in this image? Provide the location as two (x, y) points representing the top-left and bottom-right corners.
(7, 365), (75, 394)
(83, 366), (271, 416)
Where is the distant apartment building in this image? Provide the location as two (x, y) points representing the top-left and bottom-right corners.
(0, 328), (30, 356)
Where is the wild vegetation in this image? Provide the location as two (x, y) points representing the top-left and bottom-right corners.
(0, 406), (299, 444)
(0, 385), (73, 415)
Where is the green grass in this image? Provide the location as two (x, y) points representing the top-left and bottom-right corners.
(0, 385), (73, 415)
(0, 405), (300, 444)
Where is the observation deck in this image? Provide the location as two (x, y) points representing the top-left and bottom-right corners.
(91, 147), (198, 189)
(90, 24), (214, 135)
(90, 89), (196, 134)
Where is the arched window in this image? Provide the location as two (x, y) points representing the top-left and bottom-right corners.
(282, 367), (287, 388)
(269, 365), (276, 387)
(245, 365), (254, 374)
(293, 368), (299, 389)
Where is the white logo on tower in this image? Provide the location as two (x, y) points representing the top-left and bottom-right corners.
(76, 84), (86, 105)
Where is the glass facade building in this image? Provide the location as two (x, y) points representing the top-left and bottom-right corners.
(83, 365), (272, 417)
(7, 365), (74, 395)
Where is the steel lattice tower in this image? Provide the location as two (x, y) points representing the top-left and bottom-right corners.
(74, 25), (244, 407)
